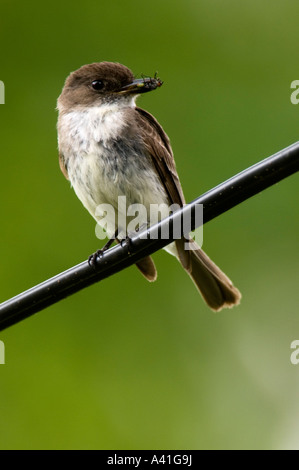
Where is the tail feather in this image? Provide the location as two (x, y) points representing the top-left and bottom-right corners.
(136, 256), (157, 282)
(187, 243), (241, 311)
(135, 240), (241, 312)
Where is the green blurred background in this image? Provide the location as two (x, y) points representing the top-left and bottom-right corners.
(0, 0), (299, 450)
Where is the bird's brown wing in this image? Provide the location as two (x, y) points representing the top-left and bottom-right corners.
(135, 107), (241, 310)
(135, 107), (185, 206)
(135, 107), (190, 270)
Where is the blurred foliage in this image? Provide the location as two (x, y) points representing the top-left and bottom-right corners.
(0, 0), (299, 450)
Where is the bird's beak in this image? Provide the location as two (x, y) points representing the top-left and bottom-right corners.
(119, 77), (163, 94)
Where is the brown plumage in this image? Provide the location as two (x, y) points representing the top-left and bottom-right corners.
(134, 107), (241, 310)
(57, 62), (241, 311)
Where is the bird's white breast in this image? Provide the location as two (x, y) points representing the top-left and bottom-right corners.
(58, 104), (168, 238)
(60, 104), (128, 152)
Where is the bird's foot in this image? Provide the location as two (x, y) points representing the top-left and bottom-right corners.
(88, 248), (106, 267)
(88, 231), (119, 267)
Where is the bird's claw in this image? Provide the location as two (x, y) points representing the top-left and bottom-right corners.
(88, 249), (105, 267)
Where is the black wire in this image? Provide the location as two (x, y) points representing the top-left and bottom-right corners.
(0, 142), (299, 331)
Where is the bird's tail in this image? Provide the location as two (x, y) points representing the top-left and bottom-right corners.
(135, 239), (241, 312)
(136, 256), (157, 282)
(180, 240), (241, 311)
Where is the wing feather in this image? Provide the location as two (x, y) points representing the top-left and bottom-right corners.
(135, 107), (185, 206)
(135, 107), (190, 270)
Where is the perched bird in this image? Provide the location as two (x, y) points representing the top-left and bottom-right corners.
(57, 62), (241, 311)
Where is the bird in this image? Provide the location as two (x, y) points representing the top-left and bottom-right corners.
(57, 61), (241, 311)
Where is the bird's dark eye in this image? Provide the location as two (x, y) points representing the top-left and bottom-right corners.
(91, 80), (104, 91)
